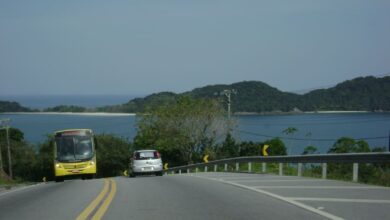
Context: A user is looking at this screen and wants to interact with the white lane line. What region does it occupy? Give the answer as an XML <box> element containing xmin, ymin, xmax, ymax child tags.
<box><xmin>231</xmin><ymin>179</ymin><xmax>326</xmax><ymax>183</ymax></box>
<box><xmin>194</xmin><ymin>175</ymin><xmax>344</xmax><ymax>220</ymax></box>
<box><xmin>208</xmin><ymin>177</ymin><xmax>279</xmax><ymax>180</ymax></box>
<box><xmin>253</xmin><ymin>186</ymin><xmax>386</xmax><ymax>189</ymax></box>
<box><xmin>290</xmin><ymin>197</ymin><xmax>390</xmax><ymax>204</ymax></box>
<box><xmin>0</xmin><ymin>183</ymin><xmax>45</xmax><ymax>198</ymax></box>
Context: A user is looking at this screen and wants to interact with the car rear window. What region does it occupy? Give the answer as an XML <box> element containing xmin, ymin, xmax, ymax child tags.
<box><xmin>135</xmin><ymin>151</ymin><xmax>159</xmax><ymax>160</ymax></box>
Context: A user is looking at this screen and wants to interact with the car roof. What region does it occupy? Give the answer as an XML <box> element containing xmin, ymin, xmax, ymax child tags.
<box><xmin>134</xmin><ymin>150</ymin><xmax>157</xmax><ymax>153</ymax></box>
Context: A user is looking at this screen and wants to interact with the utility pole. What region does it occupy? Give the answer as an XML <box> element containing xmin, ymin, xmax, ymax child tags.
<box><xmin>221</xmin><ymin>89</ymin><xmax>237</xmax><ymax>134</ymax></box>
<box><xmin>222</xmin><ymin>89</ymin><xmax>237</xmax><ymax>120</ymax></box>
<box><xmin>0</xmin><ymin>119</ymin><xmax>12</xmax><ymax>179</ymax></box>
<box><xmin>0</xmin><ymin>122</ymin><xmax>3</xmax><ymax>174</ymax></box>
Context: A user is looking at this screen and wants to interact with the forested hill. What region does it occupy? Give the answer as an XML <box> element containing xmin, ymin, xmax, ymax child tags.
<box><xmin>301</xmin><ymin>76</ymin><xmax>390</xmax><ymax>111</ymax></box>
<box><xmin>0</xmin><ymin>101</ymin><xmax>34</xmax><ymax>113</ymax></box>
<box><xmin>98</xmin><ymin>76</ymin><xmax>390</xmax><ymax>113</ymax></box>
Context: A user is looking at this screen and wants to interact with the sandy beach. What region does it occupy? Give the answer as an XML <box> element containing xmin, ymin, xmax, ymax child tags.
<box><xmin>0</xmin><ymin>112</ymin><xmax>136</xmax><ymax>116</ymax></box>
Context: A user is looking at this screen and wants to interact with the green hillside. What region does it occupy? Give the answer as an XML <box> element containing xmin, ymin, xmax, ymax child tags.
<box><xmin>300</xmin><ymin>76</ymin><xmax>390</xmax><ymax>111</ymax></box>
<box><xmin>96</xmin><ymin>92</ymin><xmax>179</xmax><ymax>113</ymax></box>
<box><xmin>98</xmin><ymin>75</ymin><xmax>390</xmax><ymax>113</ymax></box>
<box><xmin>0</xmin><ymin>101</ymin><xmax>34</xmax><ymax>113</ymax></box>
<box><xmin>2</xmin><ymin>75</ymin><xmax>381</xmax><ymax>114</ymax></box>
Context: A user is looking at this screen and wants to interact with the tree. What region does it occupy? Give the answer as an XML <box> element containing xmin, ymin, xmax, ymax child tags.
<box><xmin>282</xmin><ymin>127</ymin><xmax>298</xmax><ymax>135</ymax></box>
<box><xmin>219</xmin><ymin>133</ymin><xmax>239</xmax><ymax>158</ymax></box>
<box><xmin>134</xmin><ymin>96</ymin><xmax>228</xmax><ymax>165</ymax></box>
<box><xmin>95</xmin><ymin>134</ymin><xmax>133</xmax><ymax>177</ymax></box>
<box><xmin>328</xmin><ymin>137</ymin><xmax>370</xmax><ymax>153</ymax></box>
<box><xmin>327</xmin><ymin>137</ymin><xmax>372</xmax><ymax>182</ymax></box>
<box><xmin>239</xmin><ymin>141</ymin><xmax>260</xmax><ymax>157</ymax></box>
<box><xmin>302</xmin><ymin>146</ymin><xmax>318</xmax><ymax>155</ymax></box>
<box><xmin>263</xmin><ymin>138</ymin><xmax>287</xmax><ymax>156</ymax></box>
<box><xmin>0</xmin><ymin>128</ymin><xmax>38</xmax><ymax>181</ymax></box>
<box><xmin>282</xmin><ymin>127</ymin><xmax>298</xmax><ymax>155</ymax></box>
<box><xmin>35</xmin><ymin>137</ymin><xmax>55</xmax><ymax>181</ymax></box>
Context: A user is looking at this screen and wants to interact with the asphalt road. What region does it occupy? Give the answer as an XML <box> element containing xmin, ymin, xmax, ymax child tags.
<box><xmin>1</xmin><ymin>173</ymin><xmax>389</xmax><ymax>220</ymax></box>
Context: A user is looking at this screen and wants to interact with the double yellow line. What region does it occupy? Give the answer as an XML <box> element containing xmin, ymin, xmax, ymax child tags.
<box><xmin>76</xmin><ymin>179</ymin><xmax>117</xmax><ymax>220</ymax></box>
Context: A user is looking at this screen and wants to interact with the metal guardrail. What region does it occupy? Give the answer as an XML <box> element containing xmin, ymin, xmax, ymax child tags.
<box><xmin>165</xmin><ymin>152</ymin><xmax>390</xmax><ymax>182</ymax></box>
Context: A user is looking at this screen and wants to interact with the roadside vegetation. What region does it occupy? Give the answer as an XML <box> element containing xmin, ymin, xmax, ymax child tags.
<box><xmin>0</xmin><ymin>96</ymin><xmax>389</xmax><ymax>187</ymax></box>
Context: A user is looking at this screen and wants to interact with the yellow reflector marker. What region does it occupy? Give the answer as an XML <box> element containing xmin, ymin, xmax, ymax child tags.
<box><xmin>203</xmin><ymin>154</ymin><xmax>209</xmax><ymax>163</ymax></box>
<box><xmin>262</xmin><ymin>145</ymin><xmax>270</xmax><ymax>156</ymax></box>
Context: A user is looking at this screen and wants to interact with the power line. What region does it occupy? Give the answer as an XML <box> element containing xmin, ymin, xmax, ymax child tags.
<box><xmin>234</xmin><ymin>129</ymin><xmax>388</xmax><ymax>142</ymax></box>
<box><xmin>237</xmin><ymin>118</ymin><xmax>390</xmax><ymax>127</ymax></box>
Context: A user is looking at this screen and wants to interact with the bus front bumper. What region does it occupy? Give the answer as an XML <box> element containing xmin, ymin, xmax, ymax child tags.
<box><xmin>55</xmin><ymin>161</ymin><xmax>96</xmax><ymax>177</ymax></box>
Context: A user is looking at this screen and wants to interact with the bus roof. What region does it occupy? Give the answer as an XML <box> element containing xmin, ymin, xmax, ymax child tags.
<box><xmin>54</xmin><ymin>129</ymin><xmax>94</xmax><ymax>136</ymax></box>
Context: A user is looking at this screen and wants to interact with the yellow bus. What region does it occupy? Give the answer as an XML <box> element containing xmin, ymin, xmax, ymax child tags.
<box><xmin>53</xmin><ymin>129</ymin><xmax>97</xmax><ymax>182</ymax></box>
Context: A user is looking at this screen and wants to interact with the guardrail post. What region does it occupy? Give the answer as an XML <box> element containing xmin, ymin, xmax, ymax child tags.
<box><xmin>179</xmin><ymin>170</ymin><xmax>182</xmax><ymax>175</ymax></box>
<box><xmin>279</xmin><ymin>163</ymin><xmax>283</xmax><ymax>176</ymax></box>
<box><xmin>205</xmin><ymin>166</ymin><xmax>208</xmax><ymax>172</ymax></box>
<box><xmin>322</xmin><ymin>163</ymin><xmax>327</xmax><ymax>179</ymax></box>
<box><xmin>224</xmin><ymin>164</ymin><xmax>227</xmax><ymax>172</ymax></box>
<box><xmin>248</xmin><ymin>162</ymin><xmax>252</xmax><ymax>173</ymax></box>
<box><xmin>262</xmin><ymin>162</ymin><xmax>266</xmax><ymax>173</ymax></box>
<box><xmin>187</xmin><ymin>168</ymin><xmax>190</xmax><ymax>174</ymax></box>
<box><xmin>196</xmin><ymin>168</ymin><xmax>198</xmax><ymax>173</ymax></box>
<box><xmin>297</xmin><ymin>163</ymin><xmax>302</xmax><ymax>177</ymax></box>
<box><xmin>353</xmin><ymin>163</ymin><xmax>359</xmax><ymax>182</ymax></box>
<box><xmin>171</xmin><ymin>171</ymin><xmax>174</xmax><ymax>175</ymax></box>
<box><xmin>236</xmin><ymin>163</ymin><xmax>239</xmax><ymax>172</ymax></box>
<box><xmin>214</xmin><ymin>164</ymin><xmax>217</xmax><ymax>172</ymax></box>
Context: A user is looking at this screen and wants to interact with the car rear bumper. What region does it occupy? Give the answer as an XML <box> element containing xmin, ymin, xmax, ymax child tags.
<box><xmin>131</xmin><ymin>165</ymin><xmax>163</xmax><ymax>173</ymax></box>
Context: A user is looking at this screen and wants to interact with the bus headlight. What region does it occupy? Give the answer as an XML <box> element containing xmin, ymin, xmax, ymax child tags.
<box><xmin>89</xmin><ymin>161</ymin><xmax>95</xmax><ymax>165</ymax></box>
<box><xmin>55</xmin><ymin>163</ymin><xmax>62</xmax><ymax>168</ymax></box>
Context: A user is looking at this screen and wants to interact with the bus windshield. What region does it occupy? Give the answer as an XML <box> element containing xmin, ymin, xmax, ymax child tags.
<box><xmin>56</xmin><ymin>135</ymin><xmax>94</xmax><ymax>162</ymax></box>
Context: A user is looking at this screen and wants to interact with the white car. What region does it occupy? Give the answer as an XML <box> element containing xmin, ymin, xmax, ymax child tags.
<box><xmin>129</xmin><ymin>150</ymin><xmax>163</xmax><ymax>177</ymax></box>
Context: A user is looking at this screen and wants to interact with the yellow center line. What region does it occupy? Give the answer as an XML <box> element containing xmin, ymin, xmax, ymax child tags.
<box><xmin>76</xmin><ymin>179</ymin><xmax>116</xmax><ymax>220</ymax></box>
<box><xmin>92</xmin><ymin>179</ymin><xmax>117</xmax><ymax>220</ymax></box>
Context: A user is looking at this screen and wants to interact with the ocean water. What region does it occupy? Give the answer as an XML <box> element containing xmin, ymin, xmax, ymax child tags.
<box><xmin>0</xmin><ymin>95</ymin><xmax>143</xmax><ymax>110</ymax></box>
<box><xmin>236</xmin><ymin>113</ymin><xmax>390</xmax><ymax>154</ymax></box>
<box><xmin>1</xmin><ymin>112</ymin><xmax>389</xmax><ymax>155</ymax></box>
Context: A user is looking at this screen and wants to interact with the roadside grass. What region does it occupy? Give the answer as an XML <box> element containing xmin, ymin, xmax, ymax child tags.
<box><xmin>0</xmin><ymin>176</ymin><xmax>15</xmax><ymax>189</ymax></box>
<box><xmin>0</xmin><ymin>175</ymin><xmax>28</xmax><ymax>190</ymax></box>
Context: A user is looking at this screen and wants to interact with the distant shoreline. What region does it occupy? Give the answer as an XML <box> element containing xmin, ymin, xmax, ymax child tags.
<box><xmin>2</xmin><ymin>110</ymin><xmax>387</xmax><ymax>117</ymax></box>
<box><xmin>304</xmin><ymin>111</ymin><xmax>370</xmax><ymax>114</ymax></box>
<box><xmin>0</xmin><ymin>112</ymin><xmax>136</xmax><ymax>116</ymax></box>
<box><xmin>234</xmin><ymin>110</ymin><xmax>373</xmax><ymax>116</ymax></box>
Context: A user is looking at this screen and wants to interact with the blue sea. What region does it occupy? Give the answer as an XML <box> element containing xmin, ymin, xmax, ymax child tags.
<box><xmin>0</xmin><ymin>95</ymin><xmax>389</xmax><ymax>154</ymax></box>
<box><xmin>1</xmin><ymin>112</ymin><xmax>389</xmax><ymax>155</ymax></box>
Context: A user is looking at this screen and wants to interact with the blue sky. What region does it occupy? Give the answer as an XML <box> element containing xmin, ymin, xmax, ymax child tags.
<box><xmin>1</xmin><ymin>0</ymin><xmax>389</xmax><ymax>95</ymax></box>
